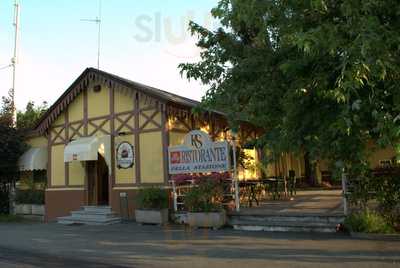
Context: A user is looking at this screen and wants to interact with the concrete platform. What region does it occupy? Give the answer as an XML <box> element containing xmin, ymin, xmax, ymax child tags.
<box><xmin>228</xmin><ymin>190</ymin><xmax>344</xmax><ymax>232</ymax></box>
<box><xmin>232</xmin><ymin>190</ymin><xmax>344</xmax><ymax>216</ymax></box>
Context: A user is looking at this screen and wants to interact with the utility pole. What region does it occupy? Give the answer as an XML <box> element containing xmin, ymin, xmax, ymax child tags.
<box><xmin>81</xmin><ymin>0</ymin><xmax>102</xmax><ymax>69</ymax></box>
<box><xmin>9</xmin><ymin>0</ymin><xmax>20</xmax><ymax>216</ymax></box>
<box><xmin>11</xmin><ymin>0</ymin><xmax>20</xmax><ymax>126</ymax></box>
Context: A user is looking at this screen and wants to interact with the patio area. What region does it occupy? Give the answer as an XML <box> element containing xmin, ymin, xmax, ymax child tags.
<box><xmin>235</xmin><ymin>189</ymin><xmax>344</xmax><ymax>216</ymax></box>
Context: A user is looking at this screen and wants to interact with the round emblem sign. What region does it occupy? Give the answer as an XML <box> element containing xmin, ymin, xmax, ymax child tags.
<box><xmin>116</xmin><ymin>142</ymin><xmax>134</xmax><ymax>169</ymax></box>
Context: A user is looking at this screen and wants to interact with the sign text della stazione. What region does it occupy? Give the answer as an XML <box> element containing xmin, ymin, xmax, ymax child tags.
<box><xmin>168</xmin><ymin>130</ymin><xmax>230</xmax><ymax>174</ymax></box>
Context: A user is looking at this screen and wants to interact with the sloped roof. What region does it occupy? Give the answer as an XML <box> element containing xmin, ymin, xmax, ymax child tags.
<box><xmin>100</xmin><ymin>69</ymin><xmax>201</xmax><ymax>108</ymax></box>
<box><xmin>34</xmin><ymin>68</ymin><xmax>222</xmax><ymax>133</ymax></box>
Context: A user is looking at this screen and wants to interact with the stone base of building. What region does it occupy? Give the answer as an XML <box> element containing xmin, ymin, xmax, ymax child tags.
<box><xmin>45</xmin><ymin>188</ymin><xmax>149</xmax><ymax>222</ymax></box>
<box><xmin>45</xmin><ymin>188</ymin><xmax>86</xmax><ymax>222</ymax></box>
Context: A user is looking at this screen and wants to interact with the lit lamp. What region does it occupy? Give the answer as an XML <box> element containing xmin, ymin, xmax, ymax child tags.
<box><xmin>167</xmin><ymin>117</ymin><xmax>175</xmax><ymax>130</ymax></box>
<box><xmin>200</xmin><ymin>124</ymin><xmax>210</xmax><ymax>134</ymax></box>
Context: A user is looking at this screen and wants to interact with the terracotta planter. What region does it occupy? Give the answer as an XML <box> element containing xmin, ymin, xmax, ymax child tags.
<box><xmin>135</xmin><ymin>209</ymin><xmax>169</xmax><ymax>225</ymax></box>
<box><xmin>187</xmin><ymin>211</ymin><xmax>226</xmax><ymax>229</ymax></box>
<box><xmin>31</xmin><ymin>205</ymin><xmax>45</xmax><ymax>216</ymax></box>
<box><xmin>15</xmin><ymin>204</ymin><xmax>32</xmax><ymax>215</ymax></box>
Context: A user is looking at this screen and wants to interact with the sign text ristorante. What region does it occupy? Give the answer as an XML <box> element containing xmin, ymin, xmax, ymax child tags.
<box><xmin>168</xmin><ymin>130</ymin><xmax>230</xmax><ymax>174</ymax></box>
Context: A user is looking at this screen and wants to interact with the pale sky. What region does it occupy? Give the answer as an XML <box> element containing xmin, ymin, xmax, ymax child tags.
<box><xmin>0</xmin><ymin>0</ymin><xmax>218</xmax><ymax>111</ymax></box>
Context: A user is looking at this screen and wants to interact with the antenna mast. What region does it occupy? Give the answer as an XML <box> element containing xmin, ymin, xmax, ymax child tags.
<box><xmin>81</xmin><ymin>0</ymin><xmax>102</xmax><ymax>69</ymax></box>
<box><xmin>11</xmin><ymin>0</ymin><xmax>20</xmax><ymax>126</ymax></box>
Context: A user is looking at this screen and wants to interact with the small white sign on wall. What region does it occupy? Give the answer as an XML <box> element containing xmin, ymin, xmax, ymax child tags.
<box><xmin>168</xmin><ymin>130</ymin><xmax>230</xmax><ymax>174</ymax></box>
<box><xmin>116</xmin><ymin>142</ymin><xmax>134</xmax><ymax>169</ymax></box>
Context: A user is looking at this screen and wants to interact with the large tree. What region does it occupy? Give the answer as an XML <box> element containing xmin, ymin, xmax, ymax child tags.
<box><xmin>0</xmin><ymin>93</ymin><xmax>27</xmax><ymax>213</ymax></box>
<box><xmin>0</xmin><ymin>90</ymin><xmax>14</xmax><ymax>128</ymax></box>
<box><xmin>17</xmin><ymin>101</ymin><xmax>48</xmax><ymax>130</ymax></box>
<box><xmin>180</xmin><ymin>0</ymin><xmax>400</xmax><ymax>175</ymax></box>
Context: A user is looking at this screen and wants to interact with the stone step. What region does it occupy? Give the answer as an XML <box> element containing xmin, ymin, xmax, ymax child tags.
<box><xmin>83</xmin><ymin>206</ymin><xmax>113</xmax><ymax>213</ymax></box>
<box><xmin>229</xmin><ymin>219</ymin><xmax>337</xmax><ymax>228</ymax></box>
<box><xmin>58</xmin><ymin>216</ymin><xmax>121</xmax><ymax>226</ymax></box>
<box><xmin>229</xmin><ymin>214</ymin><xmax>345</xmax><ymax>224</ymax></box>
<box><xmin>71</xmin><ymin>210</ymin><xmax>117</xmax><ymax>217</ymax></box>
<box><xmin>228</xmin><ymin>214</ymin><xmax>344</xmax><ymax>233</ymax></box>
<box><xmin>232</xmin><ymin>224</ymin><xmax>337</xmax><ymax>233</ymax></box>
<box><xmin>70</xmin><ymin>212</ymin><xmax>118</xmax><ymax>221</ymax></box>
<box><xmin>57</xmin><ymin>206</ymin><xmax>121</xmax><ymax>225</ymax></box>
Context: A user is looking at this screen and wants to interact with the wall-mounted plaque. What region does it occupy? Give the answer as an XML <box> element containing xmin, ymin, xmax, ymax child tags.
<box><xmin>116</xmin><ymin>142</ymin><xmax>134</xmax><ymax>169</ymax></box>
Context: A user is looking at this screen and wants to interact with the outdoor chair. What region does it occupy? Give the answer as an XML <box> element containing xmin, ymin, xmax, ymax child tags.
<box><xmin>288</xmin><ymin>170</ymin><xmax>297</xmax><ymax>197</ymax></box>
<box><xmin>271</xmin><ymin>176</ymin><xmax>285</xmax><ymax>200</ymax></box>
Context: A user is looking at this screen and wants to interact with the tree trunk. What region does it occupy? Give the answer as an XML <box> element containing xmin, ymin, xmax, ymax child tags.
<box><xmin>304</xmin><ymin>152</ymin><xmax>315</xmax><ymax>186</ymax></box>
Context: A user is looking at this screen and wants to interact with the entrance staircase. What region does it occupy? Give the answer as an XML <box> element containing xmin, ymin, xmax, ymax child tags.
<box><xmin>228</xmin><ymin>213</ymin><xmax>345</xmax><ymax>233</ymax></box>
<box><xmin>57</xmin><ymin>206</ymin><xmax>121</xmax><ymax>225</ymax></box>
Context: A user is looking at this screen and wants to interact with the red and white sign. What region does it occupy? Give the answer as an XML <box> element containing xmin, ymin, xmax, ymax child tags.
<box><xmin>168</xmin><ymin>130</ymin><xmax>230</xmax><ymax>174</ymax></box>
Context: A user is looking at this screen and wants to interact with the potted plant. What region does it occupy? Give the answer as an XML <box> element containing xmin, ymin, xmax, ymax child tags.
<box><xmin>135</xmin><ymin>187</ymin><xmax>169</xmax><ymax>225</ymax></box>
<box><xmin>14</xmin><ymin>190</ymin><xmax>32</xmax><ymax>215</ymax></box>
<box><xmin>31</xmin><ymin>190</ymin><xmax>45</xmax><ymax>216</ymax></box>
<box><xmin>184</xmin><ymin>177</ymin><xmax>226</xmax><ymax>229</ymax></box>
<box><xmin>14</xmin><ymin>190</ymin><xmax>45</xmax><ymax>216</ymax></box>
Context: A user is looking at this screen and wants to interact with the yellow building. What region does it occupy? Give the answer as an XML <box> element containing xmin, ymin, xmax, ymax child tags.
<box><xmin>18</xmin><ymin>68</ymin><xmax>398</xmax><ymax>221</ymax></box>
<box><xmin>19</xmin><ymin>68</ymin><xmax>260</xmax><ymax>221</ymax></box>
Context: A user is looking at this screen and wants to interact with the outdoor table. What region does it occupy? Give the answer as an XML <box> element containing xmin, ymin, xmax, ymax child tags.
<box><xmin>239</xmin><ymin>180</ymin><xmax>260</xmax><ymax>207</ymax></box>
<box><xmin>262</xmin><ymin>177</ymin><xmax>285</xmax><ymax>200</ymax></box>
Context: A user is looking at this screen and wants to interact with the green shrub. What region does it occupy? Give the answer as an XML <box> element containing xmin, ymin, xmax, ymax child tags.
<box><xmin>184</xmin><ymin>178</ymin><xmax>224</xmax><ymax>213</ymax></box>
<box><xmin>372</xmin><ymin>168</ymin><xmax>400</xmax><ymax>224</ymax></box>
<box><xmin>0</xmin><ymin>214</ymin><xmax>24</xmax><ymax>222</ymax></box>
<box><xmin>344</xmin><ymin>210</ymin><xmax>395</xmax><ymax>234</ymax></box>
<box><xmin>30</xmin><ymin>190</ymin><xmax>45</xmax><ymax>204</ymax></box>
<box><xmin>136</xmin><ymin>187</ymin><xmax>168</xmax><ymax>210</ymax></box>
<box><xmin>15</xmin><ymin>190</ymin><xmax>45</xmax><ymax>205</ymax></box>
<box><xmin>347</xmin><ymin>167</ymin><xmax>400</xmax><ymax>227</ymax></box>
<box><xmin>0</xmin><ymin>191</ymin><xmax>9</xmax><ymax>214</ymax></box>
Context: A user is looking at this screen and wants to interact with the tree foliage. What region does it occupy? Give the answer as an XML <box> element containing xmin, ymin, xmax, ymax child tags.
<box><xmin>0</xmin><ymin>94</ymin><xmax>29</xmax><ymax>213</ymax></box>
<box><xmin>0</xmin><ymin>90</ymin><xmax>14</xmax><ymax>128</ymax></box>
<box><xmin>17</xmin><ymin>101</ymin><xmax>48</xmax><ymax>130</ymax></box>
<box><xmin>180</xmin><ymin>0</ymin><xmax>400</xmax><ymax>173</ymax></box>
<box><xmin>0</xmin><ymin>123</ymin><xmax>26</xmax><ymax>214</ymax></box>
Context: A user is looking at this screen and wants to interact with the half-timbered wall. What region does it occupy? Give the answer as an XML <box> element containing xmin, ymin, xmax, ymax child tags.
<box><xmin>50</xmin><ymin>145</ymin><xmax>65</xmax><ymax>186</ymax></box>
<box><xmin>138</xmin><ymin>97</ymin><xmax>164</xmax><ymax>183</ymax></box>
<box><xmin>46</xmin><ymin>75</ymin><xmax>167</xmax><ymax>190</ymax></box>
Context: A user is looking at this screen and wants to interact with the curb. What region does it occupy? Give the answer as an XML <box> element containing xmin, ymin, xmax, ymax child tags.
<box><xmin>350</xmin><ymin>232</ymin><xmax>400</xmax><ymax>241</ymax></box>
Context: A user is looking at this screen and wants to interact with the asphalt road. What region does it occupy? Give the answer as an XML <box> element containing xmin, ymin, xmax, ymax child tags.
<box><xmin>0</xmin><ymin>222</ymin><xmax>399</xmax><ymax>268</ymax></box>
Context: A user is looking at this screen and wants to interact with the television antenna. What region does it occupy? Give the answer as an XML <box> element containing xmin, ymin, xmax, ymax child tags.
<box><xmin>81</xmin><ymin>0</ymin><xmax>102</xmax><ymax>69</ymax></box>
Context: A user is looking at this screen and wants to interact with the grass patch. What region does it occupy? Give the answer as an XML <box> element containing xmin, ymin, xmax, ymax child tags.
<box><xmin>0</xmin><ymin>214</ymin><xmax>25</xmax><ymax>223</ymax></box>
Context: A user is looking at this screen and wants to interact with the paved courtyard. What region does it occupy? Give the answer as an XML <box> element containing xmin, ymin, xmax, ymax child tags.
<box><xmin>238</xmin><ymin>190</ymin><xmax>344</xmax><ymax>216</ymax></box>
<box><xmin>0</xmin><ymin>222</ymin><xmax>399</xmax><ymax>268</ymax></box>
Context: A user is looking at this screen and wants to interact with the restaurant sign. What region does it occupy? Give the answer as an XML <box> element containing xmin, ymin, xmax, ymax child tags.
<box><xmin>168</xmin><ymin>130</ymin><xmax>230</xmax><ymax>174</ymax></box>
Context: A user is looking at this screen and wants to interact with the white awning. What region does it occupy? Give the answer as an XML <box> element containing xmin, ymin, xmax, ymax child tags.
<box><xmin>18</xmin><ymin>147</ymin><xmax>48</xmax><ymax>171</ymax></box>
<box><xmin>64</xmin><ymin>137</ymin><xmax>100</xmax><ymax>162</ymax></box>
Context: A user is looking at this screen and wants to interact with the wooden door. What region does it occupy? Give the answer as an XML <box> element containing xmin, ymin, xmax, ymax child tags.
<box><xmin>86</xmin><ymin>161</ymin><xmax>98</xmax><ymax>205</ymax></box>
<box><xmin>96</xmin><ymin>155</ymin><xmax>109</xmax><ymax>205</ymax></box>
